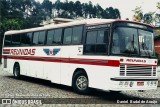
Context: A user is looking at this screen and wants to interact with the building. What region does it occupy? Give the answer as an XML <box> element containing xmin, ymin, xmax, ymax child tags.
<box><xmin>154</xmin><ymin>27</ymin><xmax>160</xmax><ymax>55</ymax></box>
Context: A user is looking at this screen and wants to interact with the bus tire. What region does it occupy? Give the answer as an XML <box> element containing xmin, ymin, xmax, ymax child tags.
<box><xmin>13</xmin><ymin>63</ymin><xmax>20</xmax><ymax>79</ymax></box>
<box><xmin>72</xmin><ymin>71</ymin><xmax>89</xmax><ymax>94</ymax></box>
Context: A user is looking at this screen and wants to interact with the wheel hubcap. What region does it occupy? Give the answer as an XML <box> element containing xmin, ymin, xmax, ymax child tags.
<box><xmin>76</xmin><ymin>76</ymin><xmax>88</xmax><ymax>90</ymax></box>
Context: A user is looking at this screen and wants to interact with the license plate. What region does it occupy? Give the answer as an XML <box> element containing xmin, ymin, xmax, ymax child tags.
<box><xmin>137</xmin><ymin>82</ymin><xmax>144</xmax><ymax>86</ymax></box>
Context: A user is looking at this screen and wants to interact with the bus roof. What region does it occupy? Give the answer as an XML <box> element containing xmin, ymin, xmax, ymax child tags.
<box><xmin>4</xmin><ymin>19</ymin><xmax>153</xmax><ymax>35</ymax></box>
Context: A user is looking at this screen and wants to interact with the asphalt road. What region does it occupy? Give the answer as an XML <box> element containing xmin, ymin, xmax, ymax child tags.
<box><xmin>0</xmin><ymin>65</ymin><xmax>160</xmax><ymax>107</ymax></box>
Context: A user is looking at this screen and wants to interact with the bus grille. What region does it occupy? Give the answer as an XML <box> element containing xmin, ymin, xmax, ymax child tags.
<box><xmin>153</xmin><ymin>66</ymin><xmax>156</xmax><ymax>76</ymax></box>
<box><xmin>120</xmin><ymin>65</ymin><xmax>156</xmax><ymax>76</ymax></box>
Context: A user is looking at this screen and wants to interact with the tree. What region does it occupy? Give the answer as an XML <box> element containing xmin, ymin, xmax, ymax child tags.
<box><xmin>114</xmin><ymin>8</ymin><xmax>121</xmax><ymax>19</ymax></box>
<box><xmin>75</xmin><ymin>1</ymin><xmax>83</xmax><ymax>18</ymax></box>
<box><xmin>82</xmin><ymin>3</ymin><xmax>89</xmax><ymax>18</ymax></box>
<box><xmin>42</xmin><ymin>0</ymin><xmax>53</xmax><ymax>19</ymax></box>
<box><xmin>52</xmin><ymin>0</ymin><xmax>121</xmax><ymax>19</ymax></box>
<box><xmin>1</xmin><ymin>18</ymin><xmax>23</xmax><ymax>31</ymax></box>
<box><xmin>55</xmin><ymin>0</ymin><xmax>62</xmax><ymax>17</ymax></box>
<box><xmin>132</xmin><ymin>2</ymin><xmax>160</xmax><ymax>25</ymax></box>
<box><xmin>132</xmin><ymin>6</ymin><xmax>143</xmax><ymax>22</ymax></box>
<box><xmin>96</xmin><ymin>4</ymin><xmax>103</xmax><ymax>18</ymax></box>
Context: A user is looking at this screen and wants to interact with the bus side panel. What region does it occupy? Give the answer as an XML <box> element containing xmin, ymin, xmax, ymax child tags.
<box><xmin>60</xmin><ymin>59</ymin><xmax>119</xmax><ymax>90</ymax></box>
<box><xmin>86</xmin><ymin>66</ymin><xmax>119</xmax><ymax>90</ymax></box>
<box><xmin>45</xmin><ymin>62</ymin><xmax>61</xmax><ymax>82</ymax></box>
<box><xmin>23</xmin><ymin>47</ymin><xmax>46</xmax><ymax>79</ymax></box>
<box><xmin>1</xmin><ymin>58</ymin><xmax>6</xmax><ymax>71</ymax></box>
<box><xmin>43</xmin><ymin>46</ymin><xmax>61</xmax><ymax>83</ymax></box>
<box><xmin>4</xmin><ymin>59</ymin><xmax>15</xmax><ymax>74</ymax></box>
<box><xmin>60</xmin><ymin>45</ymin><xmax>121</xmax><ymax>90</ymax></box>
<box><xmin>60</xmin><ymin>45</ymin><xmax>83</xmax><ymax>86</ymax></box>
<box><xmin>60</xmin><ymin>59</ymin><xmax>120</xmax><ymax>90</ymax></box>
<box><xmin>27</xmin><ymin>61</ymin><xmax>41</xmax><ymax>78</ymax></box>
<box><xmin>2</xmin><ymin>56</ymin><xmax>25</xmax><ymax>76</ymax></box>
<box><xmin>1</xmin><ymin>51</ymin><xmax>9</xmax><ymax>73</ymax></box>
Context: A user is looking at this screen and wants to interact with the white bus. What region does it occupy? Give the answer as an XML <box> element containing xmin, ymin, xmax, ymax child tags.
<box><xmin>1</xmin><ymin>19</ymin><xmax>158</xmax><ymax>94</ymax></box>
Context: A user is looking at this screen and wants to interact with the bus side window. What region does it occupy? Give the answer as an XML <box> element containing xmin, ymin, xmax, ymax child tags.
<box><xmin>12</xmin><ymin>34</ymin><xmax>21</xmax><ymax>46</ymax></box>
<box><xmin>38</xmin><ymin>31</ymin><xmax>46</xmax><ymax>45</ymax></box>
<box><xmin>63</xmin><ymin>28</ymin><xmax>72</xmax><ymax>45</ymax></box>
<box><xmin>72</xmin><ymin>26</ymin><xmax>83</xmax><ymax>44</ymax></box>
<box><xmin>21</xmin><ymin>33</ymin><xmax>26</xmax><ymax>46</ymax></box>
<box><xmin>32</xmin><ymin>32</ymin><xmax>39</xmax><ymax>45</ymax></box>
<box><xmin>26</xmin><ymin>33</ymin><xmax>32</xmax><ymax>45</ymax></box>
<box><xmin>46</xmin><ymin>30</ymin><xmax>54</xmax><ymax>45</ymax></box>
<box><xmin>4</xmin><ymin>35</ymin><xmax>12</xmax><ymax>47</ymax></box>
<box><xmin>21</xmin><ymin>33</ymin><xmax>32</xmax><ymax>46</ymax></box>
<box><xmin>84</xmin><ymin>31</ymin><xmax>97</xmax><ymax>53</ymax></box>
<box><xmin>54</xmin><ymin>29</ymin><xmax>62</xmax><ymax>44</ymax></box>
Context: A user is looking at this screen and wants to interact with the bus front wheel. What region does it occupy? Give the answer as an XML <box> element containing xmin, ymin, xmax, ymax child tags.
<box><xmin>13</xmin><ymin>63</ymin><xmax>20</xmax><ymax>79</ymax></box>
<box><xmin>72</xmin><ymin>71</ymin><xmax>89</xmax><ymax>94</ymax></box>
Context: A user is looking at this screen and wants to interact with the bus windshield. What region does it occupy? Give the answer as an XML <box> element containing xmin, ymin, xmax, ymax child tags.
<box><xmin>111</xmin><ymin>27</ymin><xmax>154</xmax><ymax>57</ymax></box>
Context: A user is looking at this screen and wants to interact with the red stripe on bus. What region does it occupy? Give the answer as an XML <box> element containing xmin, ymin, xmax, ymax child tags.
<box><xmin>3</xmin><ymin>49</ymin><xmax>10</xmax><ymax>52</ymax></box>
<box><xmin>2</xmin><ymin>55</ymin><xmax>120</xmax><ymax>67</ymax></box>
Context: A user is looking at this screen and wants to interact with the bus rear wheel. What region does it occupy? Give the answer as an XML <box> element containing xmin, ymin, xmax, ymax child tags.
<box><xmin>13</xmin><ymin>64</ymin><xmax>20</xmax><ymax>79</ymax></box>
<box><xmin>72</xmin><ymin>71</ymin><xmax>89</xmax><ymax>94</ymax></box>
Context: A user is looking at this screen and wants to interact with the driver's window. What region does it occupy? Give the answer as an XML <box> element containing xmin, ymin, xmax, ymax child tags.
<box><xmin>84</xmin><ymin>30</ymin><xmax>109</xmax><ymax>54</ymax></box>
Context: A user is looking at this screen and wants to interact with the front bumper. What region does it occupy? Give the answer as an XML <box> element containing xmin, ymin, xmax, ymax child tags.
<box><xmin>109</xmin><ymin>77</ymin><xmax>158</xmax><ymax>91</ymax></box>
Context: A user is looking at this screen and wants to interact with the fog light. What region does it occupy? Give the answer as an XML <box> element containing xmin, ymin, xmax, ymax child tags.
<box><xmin>129</xmin><ymin>81</ymin><xmax>134</xmax><ymax>87</ymax></box>
<box><xmin>154</xmin><ymin>81</ymin><xmax>157</xmax><ymax>86</ymax></box>
<box><xmin>124</xmin><ymin>81</ymin><xmax>128</xmax><ymax>87</ymax></box>
<box><xmin>119</xmin><ymin>81</ymin><xmax>123</xmax><ymax>87</ymax></box>
<box><xmin>150</xmin><ymin>81</ymin><xmax>153</xmax><ymax>86</ymax></box>
<box><xmin>147</xmin><ymin>81</ymin><xmax>150</xmax><ymax>86</ymax></box>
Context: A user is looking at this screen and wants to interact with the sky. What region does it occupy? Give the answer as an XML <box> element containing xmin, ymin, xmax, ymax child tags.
<box><xmin>36</xmin><ymin>0</ymin><xmax>160</xmax><ymax>20</ymax></box>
